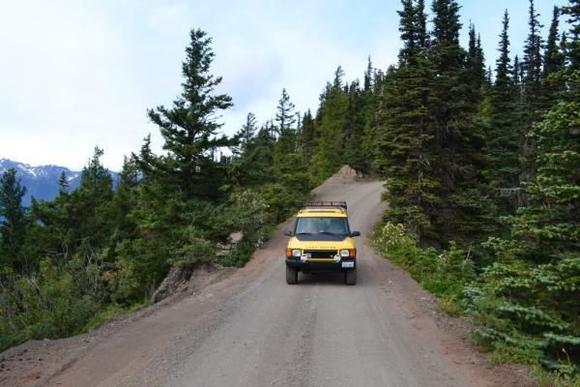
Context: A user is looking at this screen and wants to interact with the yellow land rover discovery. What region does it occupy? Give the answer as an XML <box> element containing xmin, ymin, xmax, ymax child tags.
<box><xmin>284</xmin><ymin>201</ymin><xmax>360</xmax><ymax>285</ymax></box>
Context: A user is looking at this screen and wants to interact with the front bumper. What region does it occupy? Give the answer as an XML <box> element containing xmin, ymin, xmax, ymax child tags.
<box><xmin>285</xmin><ymin>258</ymin><xmax>356</xmax><ymax>272</ymax></box>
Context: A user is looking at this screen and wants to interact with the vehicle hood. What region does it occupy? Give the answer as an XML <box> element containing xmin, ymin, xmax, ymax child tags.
<box><xmin>287</xmin><ymin>237</ymin><xmax>355</xmax><ymax>250</ymax></box>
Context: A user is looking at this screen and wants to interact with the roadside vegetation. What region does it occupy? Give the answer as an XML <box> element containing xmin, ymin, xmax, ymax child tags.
<box><xmin>370</xmin><ymin>0</ymin><xmax>580</xmax><ymax>382</ymax></box>
<box><xmin>0</xmin><ymin>0</ymin><xmax>578</xmax><ymax>382</ymax></box>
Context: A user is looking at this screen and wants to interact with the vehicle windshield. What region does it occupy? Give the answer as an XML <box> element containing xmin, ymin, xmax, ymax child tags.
<box><xmin>295</xmin><ymin>217</ymin><xmax>349</xmax><ymax>236</ymax></box>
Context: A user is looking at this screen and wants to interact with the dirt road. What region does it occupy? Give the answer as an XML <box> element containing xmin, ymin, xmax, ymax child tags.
<box><xmin>1</xmin><ymin>173</ymin><xmax>532</xmax><ymax>387</ymax></box>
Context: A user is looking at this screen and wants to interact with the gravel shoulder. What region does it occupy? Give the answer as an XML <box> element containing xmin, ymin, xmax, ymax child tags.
<box><xmin>0</xmin><ymin>170</ymin><xmax>534</xmax><ymax>387</ymax></box>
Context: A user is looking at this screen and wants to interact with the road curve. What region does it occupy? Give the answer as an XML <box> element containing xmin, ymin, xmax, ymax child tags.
<box><xmin>37</xmin><ymin>177</ymin><xmax>529</xmax><ymax>387</ymax></box>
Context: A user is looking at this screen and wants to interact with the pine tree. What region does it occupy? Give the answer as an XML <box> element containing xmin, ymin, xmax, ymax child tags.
<box><xmin>485</xmin><ymin>10</ymin><xmax>523</xmax><ymax>213</ymax></box>
<box><xmin>237</xmin><ymin>112</ymin><xmax>257</xmax><ymax>154</ymax></box>
<box><xmin>544</xmin><ymin>6</ymin><xmax>563</xmax><ymax>77</ymax></box>
<box><xmin>520</xmin><ymin>0</ymin><xmax>545</xmax><ymax>187</ymax></box>
<box><xmin>58</xmin><ymin>171</ymin><xmax>69</xmax><ymax>194</ymax></box>
<box><xmin>467</xmin><ymin>24</ymin><xmax>486</xmax><ymax>94</ymax></box>
<box><xmin>273</xmin><ymin>89</ymin><xmax>300</xmax><ymax>177</ymax></box>
<box><xmin>0</xmin><ymin>168</ymin><xmax>27</xmax><ymax>272</ymax></box>
<box><xmin>299</xmin><ymin>110</ymin><xmax>316</xmax><ymax>162</ymax></box>
<box><xmin>310</xmin><ymin>66</ymin><xmax>348</xmax><ymax>183</ymax></box>
<box><xmin>522</xmin><ymin>0</ymin><xmax>545</xmax><ymax>114</ymax></box>
<box><xmin>513</xmin><ymin>55</ymin><xmax>522</xmax><ymax>90</ymax></box>
<box><xmin>80</xmin><ymin>147</ymin><xmax>113</xmax><ymax>197</ymax></box>
<box><xmin>141</xmin><ymin>28</ymin><xmax>233</xmax><ymax>200</ymax></box>
<box><xmin>562</xmin><ymin>0</ymin><xmax>580</xmax><ymax>70</ymax></box>
<box><xmin>275</xmin><ymin>88</ymin><xmax>297</xmax><ymax>137</ymax></box>
<box><xmin>416</xmin><ymin>0</ymin><xmax>428</xmax><ymax>48</ymax></box>
<box><xmin>364</xmin><ymin>56</ymin><xmax>373</xmax><ymax>92</ymax></box>
<box><xmin>398</xmin><ymin>0</ymin><xmax>419</xmax><ymax>62</ymax></box>
<box><xmin>343</xmin><ymin>80</ymin><xmax>368</xmax><ymax>173</ymax></box>
<box><xmin>375</xmin><ymin>0</ymin><xmax>440</xmax><ymax>240</ymax></box>
<box><xmin>429</xmin><ymin>0</ymin><xmax>488</xmax><ymax>243</ymax></box>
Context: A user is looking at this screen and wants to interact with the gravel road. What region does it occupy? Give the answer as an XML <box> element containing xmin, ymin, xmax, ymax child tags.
<box><xmin>1</xmin><ymin>173</ymin><xmax>533</xmax><ymax>387</ymax></box>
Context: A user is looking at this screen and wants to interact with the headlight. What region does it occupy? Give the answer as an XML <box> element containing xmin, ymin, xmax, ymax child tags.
<box><xmin>292</xmin><ymin>249</ymin><xmax>301</xmax><ymax>257</ymax></box>
<box><xmin>340</xmin><ymin>249</ymin><xmax>350</xmax><ymax>257</ymax></box>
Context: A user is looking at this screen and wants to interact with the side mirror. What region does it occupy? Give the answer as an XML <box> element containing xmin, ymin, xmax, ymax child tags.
<box><xmin>284</xmin><ymin>230</ymin><xmax>294</xmax><ymax>237</ymax></box>
<box><xmin>350</xmin><ymin>231</ymin><xmax>361</xmax><ymax>237</ymax></box>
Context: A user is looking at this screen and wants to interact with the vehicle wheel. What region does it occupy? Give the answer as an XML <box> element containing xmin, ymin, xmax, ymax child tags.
<box><xmin>345</xmin><ymin>269</ymin><xmax>357</xmax><ymax>285</ymax></box>
<box><xmin>286</xmin><ymin>266</ymin><xmax>298</xmax><ymax>284</ymax></box>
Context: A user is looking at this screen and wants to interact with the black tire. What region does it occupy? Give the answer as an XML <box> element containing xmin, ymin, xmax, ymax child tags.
<box><xmin>345</xmin><ymin>269</ymin><xmax>357</xmax><ymax>285</ymax></box>
<box><xmin>286</xmin><ymin>266</ymin><xmax>298</xmax><ymax>284</ymax></box>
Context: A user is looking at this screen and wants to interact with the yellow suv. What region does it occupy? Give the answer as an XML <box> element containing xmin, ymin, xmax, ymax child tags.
<box><xmin>284</xmin><ymin>202</ymin><xmax>360</xmax><ymax>285</ymax></box>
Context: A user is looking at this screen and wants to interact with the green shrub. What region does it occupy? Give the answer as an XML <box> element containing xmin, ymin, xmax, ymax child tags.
<box><xmin>372</xmin><ymin>222</ymin><xmax>474</xmax><ymax>307</ymax></box>
<box><xmin>464</xmin><ymin>255</ymin><xmax>580</xmax><ymax>373</ymax></box>
<box><xmin>0</xmin><ymin>260</ymin><xmax>101</xmax><ymax>351</ymax></box>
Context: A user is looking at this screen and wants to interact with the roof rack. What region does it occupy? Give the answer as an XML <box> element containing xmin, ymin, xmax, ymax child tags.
<box><xmin>302</xmin><ymin>201</ymin><xmax>347</xmax><ymax>210</ymax></box>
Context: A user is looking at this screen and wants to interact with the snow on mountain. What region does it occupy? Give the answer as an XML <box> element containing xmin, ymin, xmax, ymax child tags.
<box><xmin>0</xmin><ymin>158</ymin><xmax>115</xmax><ymax>206</ymax></box>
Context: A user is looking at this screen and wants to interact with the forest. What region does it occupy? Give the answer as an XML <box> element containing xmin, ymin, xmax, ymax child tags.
<box><xmin>0</xmin><ymin>0</ymin><xmax>578</xmax><ymax>380</ymax></box>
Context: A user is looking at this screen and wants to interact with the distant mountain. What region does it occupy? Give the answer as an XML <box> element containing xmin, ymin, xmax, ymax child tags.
<box><xmin>0</xmin><ymin>158</ymin><xmax>116</xmax><ymax>206</ymax></box>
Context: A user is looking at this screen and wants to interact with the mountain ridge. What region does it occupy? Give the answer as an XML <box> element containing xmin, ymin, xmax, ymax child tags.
<box><xmin>0</xmin><ymin>158</ymin><xmax>117</xmax><ymax>206</ymax></box>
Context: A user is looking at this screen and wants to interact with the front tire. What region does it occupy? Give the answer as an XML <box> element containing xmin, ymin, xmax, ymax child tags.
<box><xmin>345</xmin><ymin>269</ymin><xmax>357</xmax><ymax>285</ymax></box>
<box><xmin>286</xmin><ymin>266</ymin><xmax>298</xmax><ymax>284</ymax></box>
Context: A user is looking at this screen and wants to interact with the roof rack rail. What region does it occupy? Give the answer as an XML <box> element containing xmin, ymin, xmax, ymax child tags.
<box><xmin>302</xmin><ymin>201</ymin><xmax>347</xmax><ymax>210</ymax></box>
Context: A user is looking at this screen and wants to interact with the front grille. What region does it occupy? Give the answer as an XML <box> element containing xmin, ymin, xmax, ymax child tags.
<box><xmin>305</xmin><ymin>250</ymin><xmax>337</xmax><ymax>259</ymax></box>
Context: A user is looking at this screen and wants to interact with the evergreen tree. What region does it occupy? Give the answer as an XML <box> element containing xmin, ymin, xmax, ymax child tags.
<box><xmin>399</xmin><ymin>0</ymin><xmax>419</xmax><ymax>61</ymax></box>
<box><xmin>299</xmin><ymin>110</ymin><xmax>316</xmax><ymax>162</ymax></box>
<box><xmin>523</xmin><ymin>0</ymin><xmax>545</xmax><ymax>99</ymax></box>
<box><xmin>467</xmin><ymin>24</ymin><xmax>486</xmax><ymax>94</ymax></box>
<box><xmin>544</xmin><ymin>6</ymin><xmax>563</xmax><ymax>78</ymax></box>
<box><xmin>275</xmin><ymin>88</ymin><xmax>297</xmax><ymax>137</ymax></box>
<box><xmin>543</xmin><ymin>6</ymin><xmax>566</xmax><ymax>107</ymax></box>
<box><xmin>520</xmin><ymin>0</ymin><xmax>545</xmax><ymax>187</ymax></box>
<box><xmin>363</xmin><ymin>57</ymin><xmax>373</xmax><ymax>92</ymax></box>
<box><xmin>272</xmin><ymin>89</ymin><xmax>301</xmax><ymax>181</ymax></box>
<box><xmin>236</xmin><ymin>112</ymin><xmax>258</xmax><ymax>154</ymax></box>
<box><xmin>562</xmin><ymin>0</ymin><xmax>580</xmax><ymax>69</ymax></box>
<box><xmin>485</xmin><ymin>10</ymin><xmax>523</xmax><ymax>213</ymax></box>
<box><xmin>58</xmin><ymin>171</ymin><xmax>69</xmax><ymax>194</ymax></box>
<box><xmin>375</xmin><ymin>0</ymin><xmax>440</xmax><ymax>240</ymax></box>
<box><xmin>513</xmin><ymin>55</ymin><xmax>522</xmax><ymax>90</ymax></box>
<box><xmin>429</xmin><ymin>0</ymin><xmax>488</xmax><ymax>243</ymax></box>
<box><xmin>343</xmin><ymin>81</ymin><xmax>368</xmax><ymax>173</ymax></box>
<box><xmin>80</xmin><ymin>147</ymin><xmax>113</xmax><ymax>197</ymax></box>
<box><xmin>0</xmin><ymin>169</ymin><xmax>27</xmax><ymax>272</ymax></box>
<box><xmin>141</xmin><ymin>28</ymin><xmax>233</xmax><ymax>200</ymax></box>
<box><xmin>416</xmin><ymin>0</ymin><xmax>428</xmax><ymax>48</ymax></box>
<box><xmin>310</xmin><ymin>67</ymin><xmax>348</xmax><ymax>183</ymax></box>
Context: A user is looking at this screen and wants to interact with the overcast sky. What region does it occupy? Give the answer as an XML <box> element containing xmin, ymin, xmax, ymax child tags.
<box><xmin>0</xmin><ymin>0</ymin><xmax>568</xmax><ymax>170</ymax></box>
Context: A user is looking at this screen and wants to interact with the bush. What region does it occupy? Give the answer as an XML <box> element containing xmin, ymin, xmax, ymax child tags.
<box><xmin>0</xmin><ymin>260</ymin><xmax>101</xmax><ymax>351</ymax></box>
<box><xmin>371</xmin><ymin>222</ymin><xmax>474</xmax><ymax>306</ymax></box>
<box><xmin>464</xmin><ymin>256</ymin><xmax>580</xmax><ymax>373</ymax></box>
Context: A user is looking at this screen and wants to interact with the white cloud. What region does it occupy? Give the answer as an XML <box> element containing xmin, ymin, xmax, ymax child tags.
<box><xmin>1</xmin><ymin>0</ymin><xmax>562</xmax><ymax>171</ymax></box>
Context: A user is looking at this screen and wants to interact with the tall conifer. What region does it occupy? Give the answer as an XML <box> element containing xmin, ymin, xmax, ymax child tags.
<box><xmin>141</xmin><ymin>29</ymin><xmax>233</xmax><ymax>200</ymax></box>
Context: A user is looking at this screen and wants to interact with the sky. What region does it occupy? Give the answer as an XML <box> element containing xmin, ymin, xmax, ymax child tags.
<box><xmin>0</xmin><ymin>0</ymin><xmax>569</xmax><ymax>171</ymax></box>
